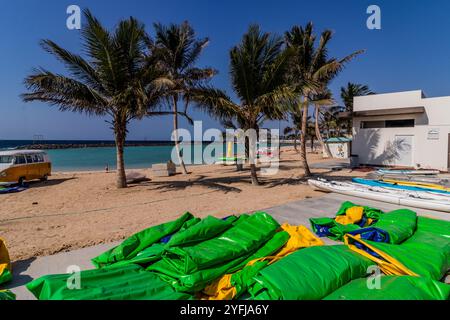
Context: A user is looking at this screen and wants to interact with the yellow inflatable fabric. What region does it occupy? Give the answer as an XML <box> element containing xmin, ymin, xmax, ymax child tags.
<box><xmin>335</xmin><ymin>206</ymin><xmax>364</xmax><ymax>225</ymax></box>
<box><xmin>0</xmin><ymin>238</ymin><xmax>12</xmax><ymax>285</ymax></box>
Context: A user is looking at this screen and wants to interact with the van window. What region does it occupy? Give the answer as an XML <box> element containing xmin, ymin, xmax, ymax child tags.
<box><xmin>0</xmin><ymin>156</ymin><xmax>13</xmax><ymax>164</ymax></box>
<box><xmin>15</xmin><ymin>155</ymin><xmax>26</xmax><ymax>164</ymax></box>
<box><xmin>33</xmin><ymin>154</ymin><xmax>44</xmax><ymax>163</ymax></box>
<box><xmin>25</xmin><ymin>155</ymin><xmax>34</xmax><ymax>163</ymax></box>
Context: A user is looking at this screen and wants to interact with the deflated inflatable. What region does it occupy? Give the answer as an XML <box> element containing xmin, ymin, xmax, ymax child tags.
<box><xmin>324</xmin><ymin>275</ymin><xmax>450</xmax><ymax>300</ymax></box>
<box><xmin>0</xmin><ymin>290</ymin><xmax>15</xmax><ymax>300</ymax></box>
<box><xmin>0</xmin><ymin>238</ymin><xmax>12</xmax><ymax>285</ymax></box>
<box><xmin>24</xmin><ymin>203</ymin><xmax>450</xmax><ymax>301</ymax></box>
<box><xmin>345</xmin><ymin>216</ymin><xmax>450</xmax><ymax>280</ymax></box>
<box><xmin>201</xmin><ymin>224</ymin><xmax>324</xmax><ymax>300</ymax></box>
<box><xmin>248</xmin><ymin>245</ymin><xmax>375</xmax><ymax>300</ymax></box>
<box><xmin>310</xmin><ymin>201</ymin><xmax>384</xmax><ymax>241</ymax></box>
<box><xmin>27</xmin><ymin>264</ymin><xmax>192</xmax><ymax>300</ymax></box>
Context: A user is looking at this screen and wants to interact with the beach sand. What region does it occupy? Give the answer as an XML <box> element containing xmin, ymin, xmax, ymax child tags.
<box><xmin>0</xmin><ymin>148</ymin><xmax>368</xmax><ymax>261</ymax></box>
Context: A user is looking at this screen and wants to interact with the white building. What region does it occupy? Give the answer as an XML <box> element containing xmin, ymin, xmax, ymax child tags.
<box><xmin>351</xmin><ymin>90</ymin><xmax>450</xmax><ymax>171</ymax></box>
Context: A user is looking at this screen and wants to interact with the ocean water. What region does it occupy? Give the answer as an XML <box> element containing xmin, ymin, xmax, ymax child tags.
<box><xmin>0</xmin><ymin>140</ymin><xmax>229</xmax><ymax>172</ymax></box>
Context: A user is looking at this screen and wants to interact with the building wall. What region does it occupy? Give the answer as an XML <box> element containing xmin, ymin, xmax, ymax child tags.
<box><xmin>352</xmin><ymin>90</ymin><xmax>450</xmax><ymax>171</ymax></box>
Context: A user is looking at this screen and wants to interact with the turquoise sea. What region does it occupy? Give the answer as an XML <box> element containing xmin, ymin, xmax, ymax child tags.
<box><xmin>0</xmin><ymin>140</ymin><xmax>285</xmax><ymax>171</ymax></box>
<box><xmin>0</xmin><ymin>141</ymin><xmax>231</xmax><ymax>172</ymax></box>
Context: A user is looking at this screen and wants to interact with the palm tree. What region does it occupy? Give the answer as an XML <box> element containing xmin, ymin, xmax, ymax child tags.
<box><xmin>191</xmin><ymin>25</ymin><xmax>293</xmax><ymax>185</ymax></box>
<box><xmin>21</xmin><ymin>10</ymin><xmax>164</xmax><ymax>188</ymax></box>
<box><xmin>152</xmin><ymin>22</ymin><xmax>217</xmax><ymax>174</ymax></box>
<box><xmin>285</xmin><ymin>23</ymin><xmax>363</xmax><ymax>177</ymax></box>
<box><xmin>340</xmin><ymin>82</ymin><xmax>374</xmax><ymax>134</ymax></box>
<box><xmin>311</xmin><ymin>87</ymin><xmax>334</xmax><ymax>157</ymax></box>
<box><xmin>283</xmin><ymin>113</ymin><xmax>302</xmax><ymax>152</ymax></box>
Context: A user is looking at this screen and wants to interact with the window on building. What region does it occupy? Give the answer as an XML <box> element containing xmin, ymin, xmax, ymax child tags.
<box><xmin>360</xmin><ymin>121</ymin><xmax>385</xmax><ymax>129</ymax></box>
<box><xmin>385</xmin><ymin>119</ymin><xmax>415</xmax><ymax>127</ymax></box>
<box><xmin>360</xmin><ymin>119</ymin><xmax>414</xmax><ymax>129</ymax></box>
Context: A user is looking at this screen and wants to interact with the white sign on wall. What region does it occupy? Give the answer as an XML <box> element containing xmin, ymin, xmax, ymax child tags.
<box><xmin>427</xmin><ymin>128</ymin><xmax>440</xmax><ymax>140</ymax></box>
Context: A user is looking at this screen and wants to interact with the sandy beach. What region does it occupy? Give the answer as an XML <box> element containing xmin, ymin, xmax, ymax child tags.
<box><xmin>0</xmin><ymin>148</ymin><xmax>367</xmax><ymax>261</ymax></box>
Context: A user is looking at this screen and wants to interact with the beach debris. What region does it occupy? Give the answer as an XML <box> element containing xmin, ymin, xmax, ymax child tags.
<box><xmin>125</xmin><ymin>171</ymin><xmax>149</xmax><ymax>184</ymax></box>
<box><xmin>151</xmin><ymin>161</ymin><xmax>176</xmax><ymax>177</ymax></box>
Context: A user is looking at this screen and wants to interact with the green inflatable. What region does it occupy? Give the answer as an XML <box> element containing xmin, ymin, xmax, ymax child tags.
<box><xmin>325</xmin><ymin>275</ymin><xmax>450</xmax><ymax>300</ymax></box>
<box><xmin>346</xmin><ymin>216</ymin><xmax>450</xmax><ymax>280</ymax></box>
<box><xmin>248</xmin><ymin>245</ymin><xmax>375</xmax><ymax>300</ymax></box>
<box><xmin>0</xmin><ymin>290</ymin><xmax>15</xmax><ymax>300</ymax></box>
<box><xmin>26</xmin><ymin>264</ymin><xmax>192</xmax><ymax>300</ymax></box>
<box><xmin>92</xmin><ymin>212</ymin><xmax>195</xmax><ymax>268</ymax></box>
<box><xmin>147</xmin><ymin>212</ymin><xmax>282</xmax><ymax>292</ymax></box>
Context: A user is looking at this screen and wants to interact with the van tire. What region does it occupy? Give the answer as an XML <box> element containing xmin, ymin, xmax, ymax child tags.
<box><xmin>40</xmin><ymin>175</ymin><xmax>48</xmax><ymax>182</ymax></box>
<box><xmin>18</xmin><ymin>177</ymin><xmax>26</xmax><ymax>187</ymax></box>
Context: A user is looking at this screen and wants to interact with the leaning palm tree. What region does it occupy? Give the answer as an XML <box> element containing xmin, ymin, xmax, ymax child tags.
<box><xmin>152</xmin><ymin>22</ymin><xmax>217</xmax><ymax>174</ymax></box>
<box><xmin>191</xmin><ymin>25</ymin><xmax>293</xmax><ymax>185</ymax></box>
<box><xmin>311</xmin><ymin>87</ymin><xmax>334</xmax><ymax>157</ymax></box>
<box><xmin>21</xmin><ymin>10</ymin><xmax>164</xmax><ymax>188</ymax></box>
<box><xmin>285</xmin><ymin>23</ymin><xmax>363</xmax><ymax>177</ymax></box>
<box><xmin>341</xmin><ymin>82</ymin><xmax>374</xmax><ymax>134</ymax></box>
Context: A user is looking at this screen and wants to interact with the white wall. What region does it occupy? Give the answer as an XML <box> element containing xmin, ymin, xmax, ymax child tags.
<box><xmin>352</xmin><ymin>90</ymin><xmax>450</xmax><ymax>171</ymax></box>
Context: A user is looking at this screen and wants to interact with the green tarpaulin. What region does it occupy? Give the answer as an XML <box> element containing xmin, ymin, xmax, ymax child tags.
<box><xmin>324</xmin><ymin>275</ymin><xmax>450</xmax><ymax>300</ymax></box>
<box><xmin>147</xmin><ymin>212</ymin><xmax>281</xmax><ymax>292</ymax></box>
<box><xmin>346</xmin><ymin>216</ymin><xmax>450</xmax><ymax>280</ymax></box>
<box><xmin>92</xmin><ymin>212</ymin><xmax>195</xmax><ymax>268</ymax></box>
<box><xmin>26</xmin><ymin>263</ymin><xmax>192</xmax><ymax>300</ymax></box>
<box><xmin>249</xmin><ymin>245</ymin><xmax>375</xmax><ymax>300</ymax></box>
<box><xmin>0</xmin><ymin>290</ymin><xmax>15</xmax><ymax>300</ymax></box>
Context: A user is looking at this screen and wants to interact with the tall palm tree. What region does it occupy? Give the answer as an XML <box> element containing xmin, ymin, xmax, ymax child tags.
<box><xmin>21</xmin><ymin>10</ymin><xmax>164</xmax><ymax>188</ymax></box>
<box><xmin>152</xmin><ymin>22</ymin><xmax>217</xmax><ymax>174</ymax></box>
<box><xmin>285</xmin><ymin>23</ymin><xmax>363</xmax><ymax>177</ymax></box>
<box><xmin>191</xmin><ymin>25</ymin><xmax>293</xmax><ymax>185</ymax></box>
<box><xmin>340</xmin><ymin>82</ymin><xmax>374</xmax><ymax>134</ymax></box>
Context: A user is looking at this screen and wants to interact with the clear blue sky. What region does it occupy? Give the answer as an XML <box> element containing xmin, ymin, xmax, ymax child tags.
<box><xmin>1</xmin><ymin>0</ymin><xmax>450</xmax><ymax>140</ymax></box>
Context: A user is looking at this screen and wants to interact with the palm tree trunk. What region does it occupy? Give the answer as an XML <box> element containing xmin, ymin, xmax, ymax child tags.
<box><xmin>315</xmin><ymin>105</ymin><xmax>332</xmax><ymax>158</ymax></box>
<box><xmin>115</xmin><ymin>129</ymin><xmax>127</xmax><ymax>189</ymax></box>
<box><xmin>250</xmin><ymin>163</ymin><xmax>259</xmax><ymax>186</ymax></box>
<box><xmin>172</xmin><ymin>96</ymin><xmax>188</xmax><ymax>174</ymax></box>
<box><xmin>293</xmin><ymin>131</ymin><xmax>298</xmax><ymax>152</ymax></box>
<box><xmin>246</xmin><ymin>134</ymin><xmax>259</xmax><ymax>186</ymax></box>
<box><xmin>300</xmin><ymin>98</ymin><xmax>311</xmax><ymax>177</ymax></box>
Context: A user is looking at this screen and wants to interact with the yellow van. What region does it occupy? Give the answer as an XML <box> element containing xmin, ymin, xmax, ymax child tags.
<box><xmin>0</xmin><ymin>150</ymin><xmax>51</xmax><ymax>186</ymax></box>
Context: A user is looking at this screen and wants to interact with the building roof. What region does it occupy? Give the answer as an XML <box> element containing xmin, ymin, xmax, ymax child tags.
<box><xmin>353</xmin><ymin>106</ymin><xmax>425</xmax><ymax>117</ymax></box>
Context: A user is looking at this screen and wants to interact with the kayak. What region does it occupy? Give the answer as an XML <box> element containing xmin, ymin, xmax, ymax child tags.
<box><xmin>352</xmin><ymin>178</ymin><xmax>450</xmax><ymax>195</ymax></box>
<box><xmin>376</xmin><ymin>169</ymin><xmax>440</xmax><ymax>176</ymax></box>
<box><xmin>382</xmin><ymin>179</ymin><xmax>450</xmax><ymax>192</ymax></box>
<box><xmin>367</xmin><ymin>172</ymin><xmax>450</xmax><ymax>186</ymax></box>
<box><xmin>308</xmin><ymin>178</ymin><xmax>450</xmax><ymax>212</ymax></box>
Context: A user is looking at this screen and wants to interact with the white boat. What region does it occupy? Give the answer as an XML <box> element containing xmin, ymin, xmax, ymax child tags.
<box><xmin>308</xmin><ymin>178</ymin><xmax>450</xmax><ymax>212</ymax></box>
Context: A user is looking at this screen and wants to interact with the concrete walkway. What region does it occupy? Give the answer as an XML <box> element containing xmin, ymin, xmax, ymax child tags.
<box><xmin>5</xmin><ymin>192</ymin><xmax>450</xmax><ymax>300</ymax></box>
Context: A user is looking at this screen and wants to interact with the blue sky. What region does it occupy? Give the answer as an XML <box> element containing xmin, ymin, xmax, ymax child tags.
<box><xmin>1</xmin><ymin>0</ymin><xmax>450</xmax><ymax>140</ymax></box>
